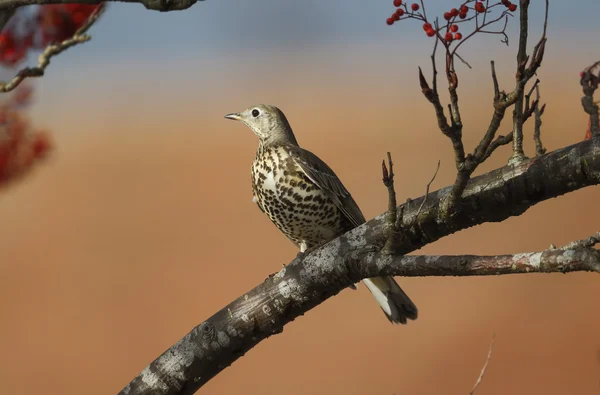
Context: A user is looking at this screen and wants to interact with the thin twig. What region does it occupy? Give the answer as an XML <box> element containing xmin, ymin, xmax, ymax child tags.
<box><xmin>559</xmin><ymin>232</ymin><xmax>600</xmax><ymax>251</ymax></box>
<box><xmin>382</xmin><ymin>152</ymin><xmax>397</xmax><ymax>228</ymax></box>
<box><xmin>382</xmin><ymin>152</ymin><xmax>401</xmax><ymax>254</ymax></box>
<box><xmin>580</xmin><ymin>60</ymin><xmax>600</xmax><ymax>139</ymax></box>
<box><xmin>0</xmin><ymin>3</ymin><xmax>106</xmax><ymax>93</ymax></box>
<box><xmin>413</xmin><ymin>160</ymin><xmax>440</xmax><ymax>223</ymax></box>
<box><xmin>533</xmin><ymin>84</ymin><xmax>546</xmax><ymax>156</ymax></box>
<box><xmin>469</xmin><ymin>334</ymin><xmax>496</xmax><ymax>395</ymax></box>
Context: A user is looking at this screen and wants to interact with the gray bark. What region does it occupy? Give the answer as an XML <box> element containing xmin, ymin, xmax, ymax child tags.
<box><xmin>120</xmin><ymin>137</ymin><xmax>600</xmax><ymax>395</ymax></box>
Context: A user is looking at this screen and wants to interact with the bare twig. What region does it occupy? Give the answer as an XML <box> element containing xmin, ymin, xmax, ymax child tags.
<box><xmin>580</xmin><ymin>60</ymin><xmax>600</xmax><ymax>139</ymax></box>
<box><xmin>559</xmin><ymin>232</ymin><xmax>600</xmax><ymax>251</ymax></box>
<box><xmin>382</xmin><ymin>152</ymin><xmax>403</xmax><ymax>254</ymax></box>
<box><xmin>382</xmin><ymin>152</ymin><xmax>398</xmax><ymax>230</ymax></box>
<box><xmin>533</xmin><ymin>85</ymin><xmax>546</xmax><ymax>156</ymax></box>
<box><xmin>469</xmin><ymin>333</ymin><xmax>496</xmax><ymax>395</ymax></box>
<box><xmin>0</xmin><ymin>3</ymin><xmax>106</xmax><ymax>93</ymax></box>
<box><xmin>509</xmin><ymin>0</ymin><xmax>549</xmax><ymax>164</ymax></box>
<box><xmin>413</xmin><ymin>160</ymin><xmax>440</xmax><ymax>223</ymax></box>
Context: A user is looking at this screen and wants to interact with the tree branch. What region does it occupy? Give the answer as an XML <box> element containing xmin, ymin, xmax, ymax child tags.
<box><xmin>581</xmin><ymin>60</ymin><xmax>600</xmax><ymax>139</ymax></box>
<box><xmin>120</xmin><ymin>138</ymin><xmax>600</xmax><ymax>395</ymax></box>
<box><xmin>0</xmin><ymin>4</ymin><xmax>106</xmax><ymax>92</ymax></box>
<box><xmin>0</xmin><ymin>0</ymin><xmax>201</xmax><ymax>12</ymax></box>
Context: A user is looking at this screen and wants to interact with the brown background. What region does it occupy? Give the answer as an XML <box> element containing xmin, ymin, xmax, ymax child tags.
<box><xmin>1</xmin><ymin>25</ymin><xmax>600</xmax><ymax>395</ymax></box>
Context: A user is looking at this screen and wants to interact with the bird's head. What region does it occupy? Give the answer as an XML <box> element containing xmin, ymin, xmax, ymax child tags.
<box><xmin>224</xmin><ymin>104</ymin><xmax>298</xmax><ymax>147</ymax></box>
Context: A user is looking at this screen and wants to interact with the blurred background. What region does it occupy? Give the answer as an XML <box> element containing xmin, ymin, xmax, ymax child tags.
<box><xmin>1</xmin><ymin>1</ymin><xmax>599</xmax><ymax>394</ymax></box>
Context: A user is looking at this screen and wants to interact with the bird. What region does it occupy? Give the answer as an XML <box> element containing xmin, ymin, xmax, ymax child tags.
<box><xmin>224</xmin><ymin>104</ymin><xmax>418</xmax><ymax>324</ymax></box>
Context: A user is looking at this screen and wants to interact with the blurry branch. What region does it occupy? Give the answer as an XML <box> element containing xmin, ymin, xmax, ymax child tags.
<box><xmin>581</xmin><ymin>60</ymin><xmax>600</xmax><ymax>139</ymax></box>
<box><xmin>0</xmin><ymin>4</ymin><xmax>105</xmax><ymax>93</ymax></box>
<box><xmin>0</xmin><ymin>9</ymin><xmax>15</xmax><ymax>32</ymax></box>
<box><xmin>120</xmin><ymin>138</ymin><xmax>600</xmax><ymax>395</ymax></box>
<box><xmin>469</xmin><ymin>334</ymin><xmax>495</xmax><ymax>395</ymax></box>
<box><xmin>419</xmin><ymin>0</ymin><xmax>548</xmax><ymax>212</ymax></box>
<box><xmin>0</xmin><ymin>0</ymin><xmax>204</xmax><ymax>40</ymax></box>
<box><xmin>0</xmin><ymin>0</ymin><xmax>200</xmax><ymax>12</ymax></box>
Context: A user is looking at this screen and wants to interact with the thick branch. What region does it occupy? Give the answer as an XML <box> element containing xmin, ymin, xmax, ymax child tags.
<box><xmin>0</xmin><ymin>0</ymin><xmax>200</xmax><ymax>12</ymax></box>
<box><xmin>120</xmin><ymin>138</ymin><xmax>600</xmax><ymax>395</ymax></box>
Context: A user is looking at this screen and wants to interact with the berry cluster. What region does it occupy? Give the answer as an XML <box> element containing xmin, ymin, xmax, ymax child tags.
<box><xmin>0</xmin><ymin>4</ymin><xmax>102</xmax><ymax>67</ymax></box>
<box><xmin>386</xmin><ymin>0</ymin><xmax>516</xmax><ymax>48</ymax></box>
<box><xmin>501</xmin><ymin>0</ymin><xmax>518</xmax><ymax>12</ymax></box>
<box><xmin>0</xmin><ymin>85</ymin><xmax>52</xmax><ymax>188</ymax></box>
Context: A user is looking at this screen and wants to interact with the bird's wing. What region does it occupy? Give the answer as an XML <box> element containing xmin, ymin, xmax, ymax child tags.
<box><xmin>286</xmin><ymin>145</ymin><xmax>366</xmax><ymax>228</ymax></box>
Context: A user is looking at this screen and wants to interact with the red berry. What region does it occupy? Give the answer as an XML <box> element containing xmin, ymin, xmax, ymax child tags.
<box><xmin>444</xmin><ymin>32</ymin><xmax>453</xmax><ymax>42</ymax></box>
<box><xmin>459</xmin><ymin>5</ymin><xmax>468</xmax><ymax>13</ymax></box>
<box><xmin>426</xmin><ymin>28</ymin><xmax>435</xmax><ymax>37</ymax></box>
<box><xmin>459</xmin><ymin>12</ymin><xmax>467</xmax><ymax>19</ymax></box>
<box><xmin>423</xmin><ymin>22</ymin><xmax>432</xmax><ymax>31</ymax></box>
<box><xmin>392</xmin><ymin>13</ymin><xmax>400</xmax><ymax>21</ymax></box>
<box><xmin>411</xmin><ymin>3</ymin><xmax>419</xmax><ymax>11</ymax></box>
<box><xmin>393</xmin><ymin>0</ymin><xmax>402</xmax><ymax>7</ymax></box>
<box><xmin>443</xmin><ymin>12</ymin><xmax>451</xmax><ymax>21</ymax></box>
<box><xmin>386</xmin><ymin>17</ymin><xmax>394</xmax><ymax>25</ymax></box>
<box><xmin>450</xmin><ymin>8</ymin><xmax>459</xmax><ymax>17</ymax></box>
<box><xmin>475</xmin><ymin>2</ymin><xmax>485</xmax><ymax>13</ymax></box>
<box><xmin>508</xmin><ymin>3</ymin><xmax>517</xmax><ymax>11</ymax></box>
<box><xmin>396</xmin><ymin>8</ymin><xmax>405</xmax><ymax>16</ymax></box>
<box><xmin>450</xmin><ymin>24</ymin><xmax>458</xmax><ymax>32</ymax></box>
<box><xmin>454</xmin><ymin>33</ymin><xmax>462</xmax><ymax>40</ymax></box>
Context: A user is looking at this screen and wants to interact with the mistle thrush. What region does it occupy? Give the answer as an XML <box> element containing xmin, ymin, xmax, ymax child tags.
<box><xmin>225</xmin><ymin>104</ymin><xmax>418</xmax><ymax>324</ymax></box>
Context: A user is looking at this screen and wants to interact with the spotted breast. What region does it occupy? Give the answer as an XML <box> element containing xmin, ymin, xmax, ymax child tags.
<box><xmin>251</xmin><ymin>145</ymin><xmax>352</xmax><ymax>250</ymax></box>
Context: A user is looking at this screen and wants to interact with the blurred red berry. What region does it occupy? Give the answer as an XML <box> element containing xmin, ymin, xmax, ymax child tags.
<box><xmin>411</xmin><ymin>3</ymin><xmax>419</xmax><ymax>11</ymax></box>
<box><xmin>32</xmin><ymin>132</ymin><xmax>52</xmax><ymax>158</ymax></box>
<box><xmin>396</xmin><ymin>8</ymin><xmax>405</xmax><ymax>16</ymax></box>
<box><xmin>475</xmin><ymin>2</ymin><xmax>486</xmax><ymax>13</ymax></box>
<box><xmin>444</xmin><ymin>32</ymin><xmax>453</xmax><ymax>42</ymax></box>
<box><xmin>392</xmin><ymin>13</ymin><xmax>400</xmax><ymax>21</ymax></box>
<box><xmin>508</xmin><ymin>3</ymin><xmax>517</xmax><ymax>11</ymax></box>
<box><xmin>459</xmin><ymin>11</ymin><xmax>467</xmax><ymax>19</ymax></box>
<box><xmin>443</xmin><ymin>12</ymin><xmax>451</xmax><ymax>21</ymax></box>
<box><xmin>386</xmin><ymin>17</ymin><xmax>394</xmax><ymax>25</ymax></box>
<box><xmin>454</xmin><ymin>32</ymin><xmax>462</xmax><ymax>40</ymax></box>
<box><xmin>426</xmin><ymin>28</ymin><xmax>435</xmax><ymax>37</ymax></box>
<box><xmin>393</xmin><ymin>0</ymin><xmax>402</xmax><ymax>6</ymax></box>
<box><xmin>450</xmin><ymin>8</ymin><xmax>459</xmax><ymax>17</ymax></box>
<box><xmin>423</xmin><ymin>22</ymin><xmax>432</xmax><ymax>31</ymax></box>
<box><xmin>459</xmin><ymin>5</ymin><xmax>468</xmax><ymax>13</ymax></box>
<box><xmin>450</xmin><ymin>24</ymin><xmax>458</xmax><ymax>32</ymax></box>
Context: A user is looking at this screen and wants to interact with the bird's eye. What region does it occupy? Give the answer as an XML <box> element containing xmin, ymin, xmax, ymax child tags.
<box><xmin>252</xmin><ymin>109</ymin><xmax>260</xmax><ymax>117</ymax></box>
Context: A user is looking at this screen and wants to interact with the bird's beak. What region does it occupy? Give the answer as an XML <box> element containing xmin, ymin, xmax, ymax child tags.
<box><xmin>224</xmin><ymin>112</ymin><xmax>242</xmax><ymax>121</ymax></box>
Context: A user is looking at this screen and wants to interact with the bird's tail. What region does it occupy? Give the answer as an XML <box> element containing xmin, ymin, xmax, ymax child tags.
<box><xmin>362</xmin><ymin>277</ymin><xmax>418</xmax><ymax>324</ymax></box>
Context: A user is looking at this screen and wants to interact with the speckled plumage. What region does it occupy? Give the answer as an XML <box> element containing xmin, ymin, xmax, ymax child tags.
<box><xmin>251</xmin><ymin>145</ymin><xmax>353</xmax><ymax>250</ymax></box>
<box><xmin>225</xmin><ymin>104</ymin><xmax>418</xmax><ymax>324</ymax></box>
